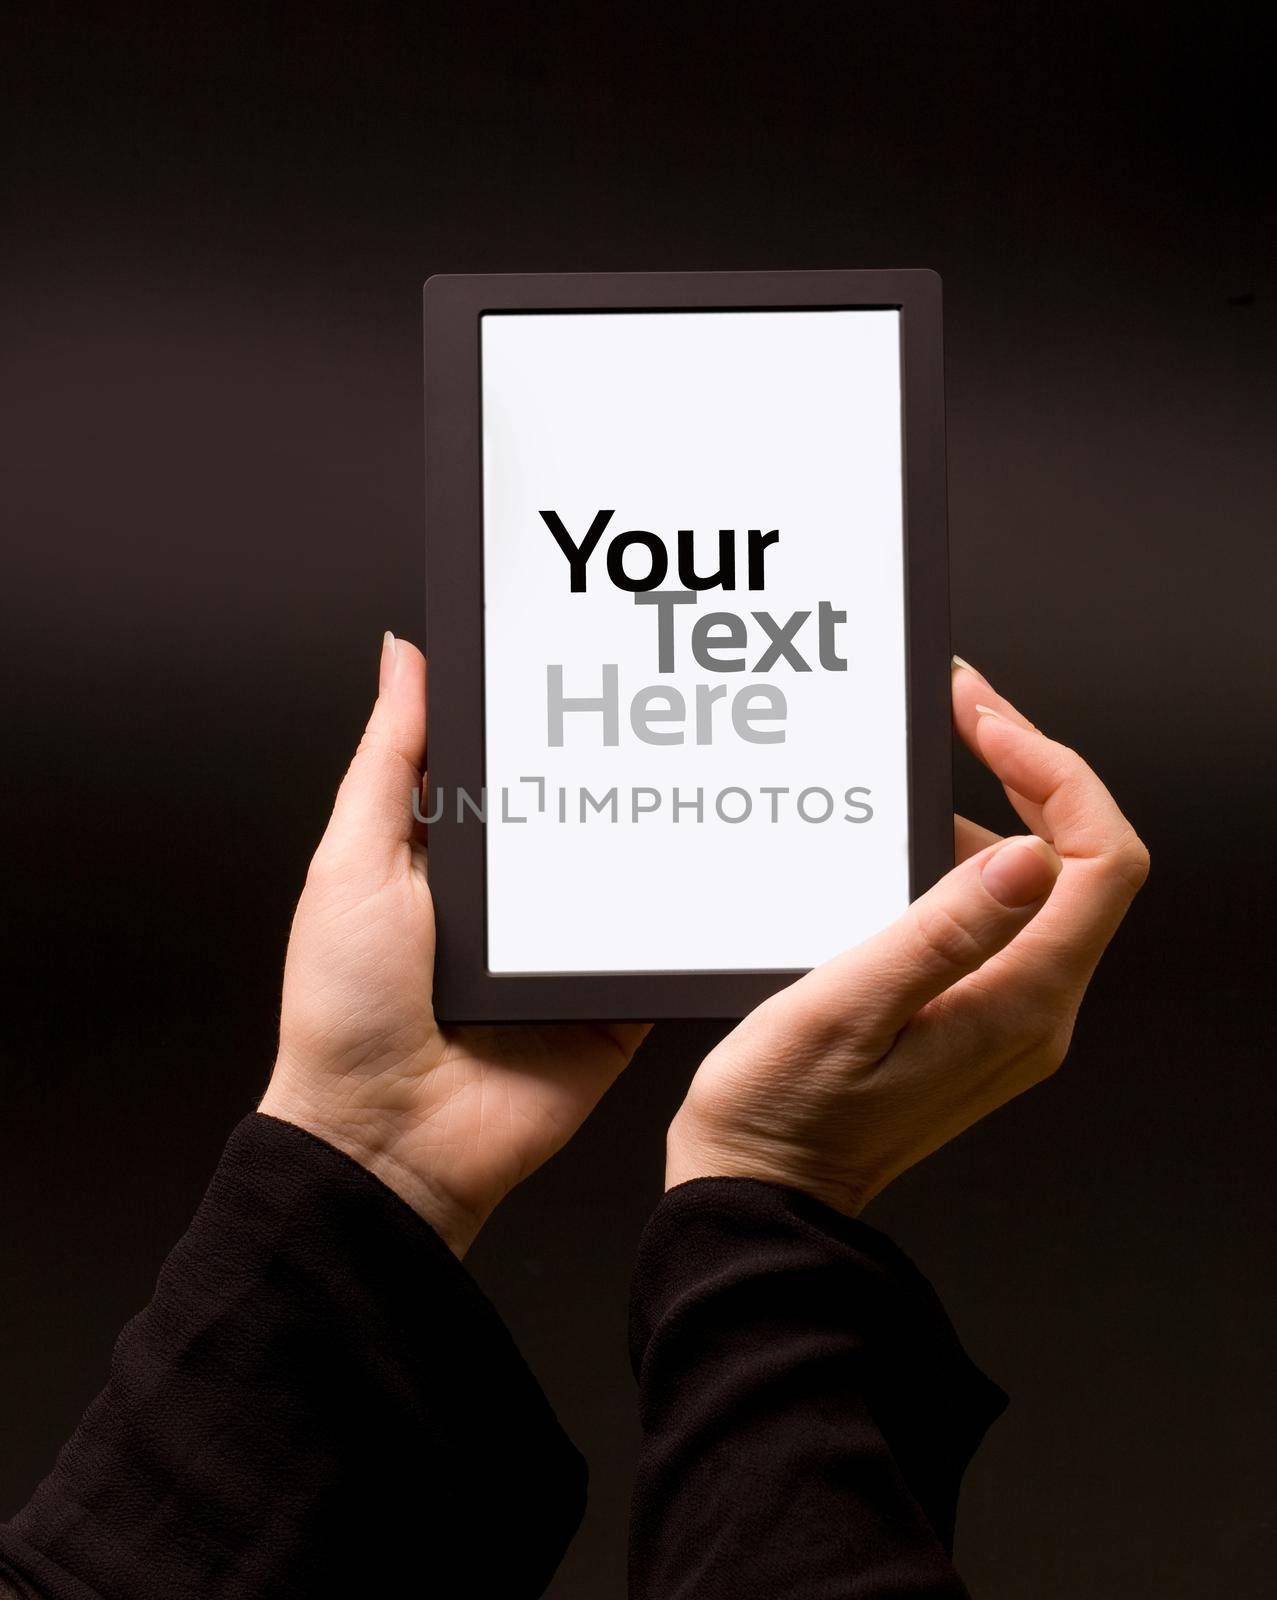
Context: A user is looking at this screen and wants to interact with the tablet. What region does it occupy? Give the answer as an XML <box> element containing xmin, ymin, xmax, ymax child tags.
<box><xmin>423</xmin><ymin>270</ymin><xmax>951</xmax><ymax>1021</ymax></box>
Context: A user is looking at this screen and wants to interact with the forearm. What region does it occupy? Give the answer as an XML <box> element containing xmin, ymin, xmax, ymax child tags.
<box><xmin>0</xmin><ymin>1114</ymin><xmax>584</xmax><ymax>1600</ymax></box>
<box><xmin>629</xmin><ymin>1179</ymin><xmax>1006</xmax><ymax>1598</ymax></box>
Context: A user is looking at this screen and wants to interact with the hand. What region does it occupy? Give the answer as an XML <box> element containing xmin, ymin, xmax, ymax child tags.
<box><xmin>260</xmin><ymin>634</ymin><xmax>649</xmax><ymax>1255</ymax></box>
<box><xmin>666</xmin><ymin>659</ymin><xmax>1150</xmax><ymax>1214</ymax></box>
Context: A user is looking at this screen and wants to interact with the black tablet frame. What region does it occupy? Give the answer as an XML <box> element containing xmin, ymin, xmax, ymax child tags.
<box><xmin>423</xmin><ymin>269</ymin><xmax>951</xmax><ymax>1022</ymax></box>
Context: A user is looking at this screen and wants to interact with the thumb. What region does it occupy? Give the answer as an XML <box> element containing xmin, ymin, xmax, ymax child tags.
<box><xmin>792</xmin><ymin>835</ymin><xmax>1063</xmax><ymax>1052</ymax></box>
<box><xmin>319</xmin><ymin>633</ymin><xmax>428</xmax><ymax>880</ymax></box>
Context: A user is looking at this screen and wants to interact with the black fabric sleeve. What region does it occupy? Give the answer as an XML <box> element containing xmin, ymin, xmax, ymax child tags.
<box><xmin>0</xmin><ymin>1113</ymin><xmax>585</xmax><ymax>1600</ymax></box>
<box><xmin>628</xmin><ymin>1178</ymin><xmax>1008</xmax><ymax>1599</ymax></box>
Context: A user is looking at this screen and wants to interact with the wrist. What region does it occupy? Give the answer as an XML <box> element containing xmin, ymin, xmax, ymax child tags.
<box><xmin>664</xmin><ymin>1108</ymin><xmax>722</xmax><ymax>1191</ymax></box>
<box><xmin>665</xmin><ymin>1107</ymin><xmax>774</xmax><ymax>1193</ymax></box>
<box><xmin>259</xmin><ymin>1073</ymin><xmax>489</xmax><ymax>1257</ymax></box>
<box><xmin>665</xmin><ymin>1107</ymin><xmax>869</xmax><ymax>1217</ymax></box>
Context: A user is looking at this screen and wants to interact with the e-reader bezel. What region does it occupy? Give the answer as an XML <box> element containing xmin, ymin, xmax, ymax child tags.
<box><xmin>423</xmin><ymin>269</ymin><xmax>952</xmax><ymax>1022</ymax></box>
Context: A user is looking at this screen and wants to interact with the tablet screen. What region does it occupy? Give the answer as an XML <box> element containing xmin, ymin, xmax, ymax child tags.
<box><xmin>480</xmin><ymin>308</ymin><xmax>909</xmax><ymax>974</ymax></box>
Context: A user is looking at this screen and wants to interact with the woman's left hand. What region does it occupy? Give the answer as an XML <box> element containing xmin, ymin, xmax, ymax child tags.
<box><xmin>664</xmin><ymin>661</ymin><xmax>1149</xmax><ymax>1214</ymax></box>
<box><xmin>260</xmin><ymin>633</ymin><xmax>649</xmax><ymax>1255</ymax></box>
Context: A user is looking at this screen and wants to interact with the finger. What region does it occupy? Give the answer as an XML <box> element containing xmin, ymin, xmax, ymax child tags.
<box><xmin>955</xmin><ymin>813</ymin><xmax>1001</xmax><ymax>862</ymax></box>
<box><xmin>950</xmin><ymin>662</ymin><xmax>1149</xmax><ymax>992</ymax></box>
<box><xmin>776</xmin><ymin>833</ymin><xmax>1063</xmax><ymax>1055</ymax></box>
<box><xmin>967</xmin><ymin>708</ymin><xmax>1143</xmax><ymax>872</ymax></box>
<box><xmin>410</xmin><ymin>663</ymin><xmax>431</xmax><ymax>858</ymax></box>
<box><xmin>950</xmin><ymin>654</ymin><xmax>1036</xmax><ymax>729</ymax></box>
<box><xmin>320</xmin><ymin>633</ymin><xmax>428</xmax><ymax>877</ymax></box>
<box><xmin>952</xmin><ymin>662</ymin><xmax>1145</xmax><ymax>870</ymax></box>
<box><xmin>951</xmin><ymin>658</ymin><xmax>1046</xmax><ymax>834</ymax></box>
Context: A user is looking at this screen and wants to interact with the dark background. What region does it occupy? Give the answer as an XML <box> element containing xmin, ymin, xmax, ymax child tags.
<box><xmin>2</xmin><ymin>4</ymin><xmax>1273</xmax><ymax>1595</ymax></box>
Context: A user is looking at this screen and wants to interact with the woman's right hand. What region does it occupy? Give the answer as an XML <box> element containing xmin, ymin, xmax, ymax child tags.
<box><xmin>666</xmin><ymin>660</ymin><xmax>1150</xmax><ymax>1214</ymax></box>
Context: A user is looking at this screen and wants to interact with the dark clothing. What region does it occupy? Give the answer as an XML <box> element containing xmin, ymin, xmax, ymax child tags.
<box><xmin>629</xmin><ymin>1179</ymin><xmax>1006</xmax><ymax>1598</ymax></box>
<box><xmin>1</xmin><ymin>1115</ymin><xmax>1005</xmax><ymax>1598</ymax></box>
<box><xmin>1</xmin><ymin>1115</ymin><xmax>583</xmax><ymax>1600</ymax></box>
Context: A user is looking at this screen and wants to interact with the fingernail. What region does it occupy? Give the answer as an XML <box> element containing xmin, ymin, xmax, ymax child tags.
<box><xmin>981</xmin><ymin>835</ymin><xmax>1062</xmax><ymax>908</ymax></box>
<box><xmin>379</xmin><ymin>631</ymin><xmax>398</xmax><ymax>694</ymax></box>
<box><xmin>974</xmin><ymin>702</ymin><xmax>1004</xmax><ymax>720</ymax></box>
<box><xmin>951</xmin><ymin>654</ymin><xmax>982</xmax><ymax>676</ymax></box>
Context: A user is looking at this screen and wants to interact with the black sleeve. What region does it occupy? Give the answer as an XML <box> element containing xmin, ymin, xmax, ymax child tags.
<box><xmin>628</xmin><ymin>1178</ymin><xmax>1008</xmax><ymax>1599</ymax></box>
<box><xmin>0</xmin><ymin>1113</ymin><xmax>585</xmax><ymax>1600</ymax></box>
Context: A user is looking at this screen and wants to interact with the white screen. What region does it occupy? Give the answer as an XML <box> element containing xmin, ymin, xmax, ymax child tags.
<box><xmin>480</xmin><ymin>309</ymin><xmax>908</xmax><ymax>973</ymax></box>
